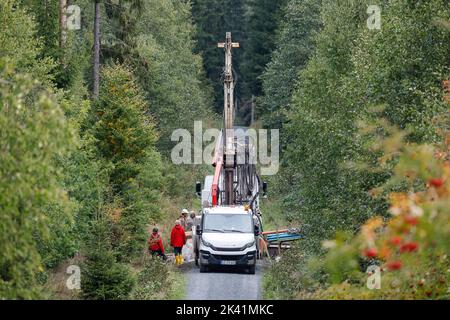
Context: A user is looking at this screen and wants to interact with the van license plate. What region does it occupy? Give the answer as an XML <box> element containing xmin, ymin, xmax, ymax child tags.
<box><xmin>221</xmin><ymin>260</ymin><xmax>236</xmax><ymax>265</ymax></box>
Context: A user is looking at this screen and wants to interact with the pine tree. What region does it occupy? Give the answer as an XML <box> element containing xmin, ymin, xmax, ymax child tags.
<box><xmin>135</xmin><ymin>0</ymin><xmax>215</xmax><ymax>153</ymax></box>
<box><xmin>191</xmin><ymin>0</ymin><xmax>224</xmax><ymax>111</ymax></box>
<box><xmin>259</xmin><ymin>0</ymin><xmax>322</xmax><ymax>129</ymax></box>
<box><xmin>82</xmin><ymin>220</ymin><xmax>135</xmax><ymax>300</ymax></box>
<box><xmin>93</xmin><ymin>0</ymin><xmax>101</xmax><ymax>98</ymax></box>
<box><xmin>241</xmin><ymin>0</ymin><xmax>286</xmax><ymax>100</ymax></box>
<box><xmin>91</xmin><ymin>64</ymin><xmax>161</xmax><ymax>259</ymax></box>
<box><xmin>103</xmin><ymin>0</ymin><xmax>144</xmax><ymax>62</ymax></box>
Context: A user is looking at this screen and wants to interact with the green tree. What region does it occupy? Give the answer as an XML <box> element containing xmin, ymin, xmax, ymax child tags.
<box><xmin>103</xmin><ymin>0</ymin><xmax>144</xmax><ymax>62</ymax></box>
<box><xmin>241</xmin><ymin>0</ymin><xmax>286</xmax><ymax>100</ymax></box>
<box><xmin>0</xmin><ymin>0</ymin><xmax>76</xmax><ymax>298</ymax></box>
<box><xmin>19</xmin><ymin>0</ymin><xmax>60</xmax><ymax>63</ymax></box>
<box><xmin>91</xmin><ymin>64</ymin><xmax>162</xmax><ymax>259</ymax></box>
<box><xmin>0</xmin><ymin>0</ymin><xmax>55</xmax><ymax>82</ymax></box>
<box><xmin>0</xmin><ymin>61</ymin><xmax>72</xmax><ymax>298</ymax></box>
<box><xmin>279</xmin><ymin>0</ymin><xmax>449</xmax><ymax>253</ymax></box>
<box><xmin>279</xmin><ymin>0</ymin><xmax>375</xmax><ymax>255</ymax></box>
<box><xmin>259</xmin><ymin>0</ymin><xmax>322</xmax><ymax>129</ymax></box>
<box><xmin>134</xmin><ymin>0</ymin><xmax>216</xmax><ymax>153</ymax></box>
<box><xmin>81</xmin><ymin>220</ymin><xmax>135</xmax><ymax>300</ymax></box>
<box><xmin>265</xmin><ymin>0</ymin><xmax>448</xmax><ymax>298</ymax></box>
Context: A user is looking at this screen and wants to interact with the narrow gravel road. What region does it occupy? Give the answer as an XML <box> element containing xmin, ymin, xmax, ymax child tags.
<box><xmin>184</xmin><ymin>261</ymin><xmax>264</xmax><ymax>300</ymax></box>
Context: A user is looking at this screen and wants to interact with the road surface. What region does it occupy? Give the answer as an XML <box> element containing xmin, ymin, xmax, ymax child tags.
<box><xmin>184</xmin><ymin>261</ymin><xmax>264</xmax><ymax>300</ymax></box>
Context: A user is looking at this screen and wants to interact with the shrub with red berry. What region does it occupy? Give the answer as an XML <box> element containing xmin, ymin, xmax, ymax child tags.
<box><xmin>308</xmin><ymin>132</ymin><xmax>449</xmax><ymax>299</ymax></box>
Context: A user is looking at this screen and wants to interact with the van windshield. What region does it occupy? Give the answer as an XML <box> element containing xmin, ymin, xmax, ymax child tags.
<box><xmin>203</xmin><ymin>214</ymin><xmax>253</xmax><ymax>233</ymax></box>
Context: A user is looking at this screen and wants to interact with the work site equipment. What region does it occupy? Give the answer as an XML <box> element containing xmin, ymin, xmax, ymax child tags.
<box><xmin>262</xmin><ymin>229</ymin><xmax>303</xmax><ymax>257</ymax></box>
<box><xmin>201</xmin><ymin>32</ymin><xmax>261</xmax><ymax>214</ymax></box>
<box><xmin>194</xmin><ymin>33</ymin><xmax>301</xmax><ymax>269</ymax></box>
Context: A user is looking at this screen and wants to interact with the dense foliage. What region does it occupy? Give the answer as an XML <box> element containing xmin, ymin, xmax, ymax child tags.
<box><xmin>266</xmin><ymin>123</ymin><xmax>449</xmax><ymax>299</ymax></box>
<box><xmin>259</xmin><ymin>0</ymin><xmax>322</xmax><ymax>129</ymax></box>
<box><xmin>132</xmin><ymin>256</ymin><xmax>170</xmax><ymax>299</ymax></box>
<box><xmin>1</xmin><ymin>0</ymin><xmax>448</xmax><ymax>301</ymax></box>
<box><xmin>191</xmin><ymin>0</ymin><xmax>247</xmax><ymax>112</ymax></box>
<box><xmin>0</xmin><ymin>0</ymin><xmax>74</xmax><ymax>298</ymax></box>
<box><xmin>1</xmin><ymin>0</ymin><xmax>214</xmax><ymax>299</ymax></box>
<box><xmin>134</xmin><ymin>0</ymin><xmax>216</xmax><ymax>152</ymax></box>
<box><xmin>0</xmin><ymin>61</ymin><xmax>72</xmax><ymax>298</ymax></box>
<box><xmin>263</xmin><ymin>0</ymin><xmax>449</xmax><ymax>299</ymax></box>
<box><xmin>82</xmin><ymin>220</ymin><xmax>135</xmax><ymax>300</ymax></box>
<box><xmin>90</xmin><ymin>64</ymin><xmax>162</xmax><ymax>260</ymax></box>
<box><xmin>266</xmin><ymin>0</ymin><xmax>449</xmax><ymax>252</ymax></box>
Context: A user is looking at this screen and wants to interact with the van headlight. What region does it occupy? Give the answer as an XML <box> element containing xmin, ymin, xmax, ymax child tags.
<box><xmin>201</xmin><ymin>239</ymin><xmax>213</xmax><ymax>248</ymax></box>
<box><xmin>243</xmin><ymin>240</ymin><xmax>255</xmax><ymax>249</ymax></box>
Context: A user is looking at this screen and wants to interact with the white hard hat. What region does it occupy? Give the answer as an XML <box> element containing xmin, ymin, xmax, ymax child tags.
<box><xmin>181</xmin><ymin>209</ymin><xmax>189</xmax><ymax>214</ymax></box>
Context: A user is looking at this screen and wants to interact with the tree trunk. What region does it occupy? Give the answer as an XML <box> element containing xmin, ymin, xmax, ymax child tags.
<box><xmin>93</xmin><ymin>0</ymin><xmax>101</xmax><ymax>99</ymax></box>
<box><xmin>59</xmin><ymin>0</ymin><xmax>67</xmax><ymax>67</ymax></box>
<box><xmin>59</xmin><ymin>0</ymin><xmax>67</xmax><ymax>48</ymax></box>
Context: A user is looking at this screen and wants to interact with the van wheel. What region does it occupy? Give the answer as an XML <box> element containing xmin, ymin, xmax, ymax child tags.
<box><xmin>248</xmin><ymin>265</ymin><xmax>256</xmax><ymax>274</ymax></box>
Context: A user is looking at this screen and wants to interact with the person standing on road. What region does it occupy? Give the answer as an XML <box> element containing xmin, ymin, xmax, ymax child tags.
<box><xmin>186</xmin><ymin>211</ymin><xmax>196</xmax><ymax>231</ymax></box>
<box><xmin>171</xmin><ymin>220</ymin><xmax>186</xmax><ymax>265</ymax></box>
<box><xmin>148</xmin><ymin>227</ymin><xmax>166</xmax><ymax>260</ymax></box>
<box><xmin>179</xmin><ymin>209</ymin><xmax>189</xmax><ymax>229</ymax></box>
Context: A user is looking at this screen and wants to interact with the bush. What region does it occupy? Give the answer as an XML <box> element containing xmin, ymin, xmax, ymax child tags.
<box><xmin>319</xmin><ymin>138</ymin><xmax>449</xmax><ymax>299</ymax></box>
<box><xmin>132</xmin><ymin>255</ymin><xmax>170</xmax><ymax>300</ymax></box>
<box><xmin>81</xmin><ymin>221</ymin><xmax>135</xmax><ymax>300</ymax></box>
<box><xmin>270</xmin><ymin>122</ymin><xmax>449</xmax><ymax>299</ymax></box>
<box><xmin>264</xmin><ymin>244</ymin><xmax>324</xmax><ymax>299</ymax></box>
<box><xmin>0</xmin><ymin>60</ymin><xmax>72</xmax><ymax>299</ymax></box>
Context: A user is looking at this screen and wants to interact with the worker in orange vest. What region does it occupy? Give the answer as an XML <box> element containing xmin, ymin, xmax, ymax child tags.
<box><xmin>148</xmin><ymin>227</ymin><xmax>166</xmax><ymax>260</ymax></box>
<box><xmin>170</xmin><ymin>220</ymin><xmax>187</xmax><ymax>265</ymax></box>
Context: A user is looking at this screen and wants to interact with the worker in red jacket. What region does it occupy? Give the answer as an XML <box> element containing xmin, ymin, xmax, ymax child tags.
<box><xmin>171</xmin><ymin>220</ymin><xmax>187</xmax><ymax>265</ymax></box>
<box><xmin>148</xmin><ymin>227</ymin><xmax>166</xmax><ymax>260</ymax></box>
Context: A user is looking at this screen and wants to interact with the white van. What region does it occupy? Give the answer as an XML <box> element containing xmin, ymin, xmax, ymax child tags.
<box><xmin>195</xmin><ymin>206</ymin><xmax>259</xmax><ymax>274</ymax></box>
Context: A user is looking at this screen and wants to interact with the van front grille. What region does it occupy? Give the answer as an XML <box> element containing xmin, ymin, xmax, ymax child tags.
<box><xmin>214</xmin><ymin>246</ymin><xmax>243</xmax><ymax>252</ymax></box>
<box><xmin>212</xmin><ymin>254</ymin><xmax>245</xmax><ymax>261</ymax></box>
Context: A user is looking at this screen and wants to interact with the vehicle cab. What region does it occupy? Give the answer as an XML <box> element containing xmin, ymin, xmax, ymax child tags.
<box><xmin>195</xmin><ymin>206</ymin><xmax>258</xmax><ymax>274</ymax></box>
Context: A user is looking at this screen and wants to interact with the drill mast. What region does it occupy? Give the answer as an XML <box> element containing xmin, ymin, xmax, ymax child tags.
<box><xmin>218</xmin><ymin>32</ymin><xmax>239</xmax><ymax>205</ymax></box>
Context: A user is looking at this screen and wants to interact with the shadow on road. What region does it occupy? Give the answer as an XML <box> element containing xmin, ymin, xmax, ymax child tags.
<box><xmin>202</xmin><ymin>265</ymin><xmax>255</xmax><ymax>274</ymax></box>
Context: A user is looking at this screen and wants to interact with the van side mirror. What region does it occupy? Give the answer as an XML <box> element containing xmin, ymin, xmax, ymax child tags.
<box><xmin>196</xmin><ymin>225</ymin><xmax>202</xmax><ymax>235</ymax></box>
<box><xmin>254</xmin><ymin>225</ymin><xmax>260</xmax><ymax>236</ymax></box>
<box><xmin>262</xmin><ymin>181</ymin><xmax>268</xmax><ymax>198</ymax></box>
<box><xmin>195</xmin><ymin>181</ymin><xmax>202</xmax><ymax>197</ymax></box>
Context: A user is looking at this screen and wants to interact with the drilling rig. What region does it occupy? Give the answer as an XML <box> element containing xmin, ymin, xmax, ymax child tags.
<box><xmin>192</xmin><ymin>34</ymin><xmax>302</xmax><ymax>271</ymax></box>
<box><xmin>193</xmin><ymin>33</ymin><xmax>265</xmax><ymax>273</ymax></box>
<box><xmin>202</xmin><ymin>32</ymin><xmax>263</xmax><ymax>212</ymax></box>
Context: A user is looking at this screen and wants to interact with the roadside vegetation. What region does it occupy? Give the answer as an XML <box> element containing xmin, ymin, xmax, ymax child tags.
<box><xmin>1</xmin><ymin>0</ymin><xmax>448</xmax><ymax>301</ymax></box>
<box><xmin>261</xmin><ymin>0</ymin><xmax>449</xmax><ymax>299</ymax></box>
<box><xmin>0</xmin><ymin>0</ymin><xmax>213</xmax><ymax>299</ymax></box>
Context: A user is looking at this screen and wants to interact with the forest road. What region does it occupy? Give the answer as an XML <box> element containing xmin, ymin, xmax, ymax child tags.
<box><xmin>183</xmin><ymin>260</ymin><xmax>265</xmax><ymax>300</ymax></box>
